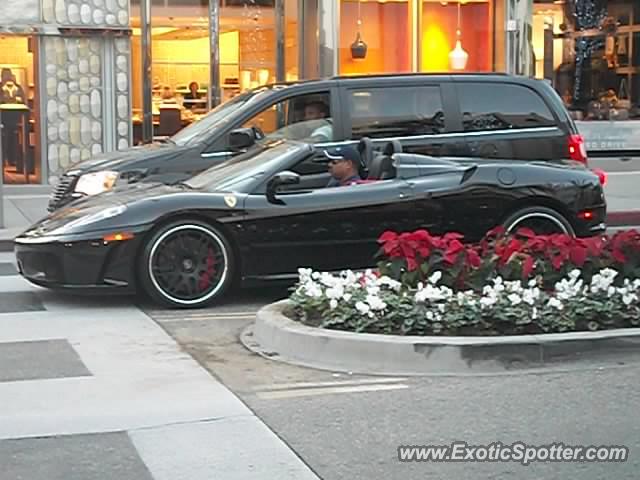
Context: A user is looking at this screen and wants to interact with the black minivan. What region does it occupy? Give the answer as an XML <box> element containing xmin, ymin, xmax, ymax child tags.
<box><xmin>48</xmin><ymin>73</ymin><xmax>588</xmax><ymax>211</ymax></box>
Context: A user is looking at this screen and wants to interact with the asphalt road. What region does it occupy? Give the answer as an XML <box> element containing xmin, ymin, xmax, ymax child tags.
<box><xmin>149</xmin><ymin>288</ymin><xmax>640</xmax><ymax>480</ymax></box>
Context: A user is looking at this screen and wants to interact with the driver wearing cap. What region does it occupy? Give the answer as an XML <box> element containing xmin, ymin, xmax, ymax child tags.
<box><xmin>324</xmin><ymin>146</ymin><xmax>362</xmax><ymax>187</ymax></box>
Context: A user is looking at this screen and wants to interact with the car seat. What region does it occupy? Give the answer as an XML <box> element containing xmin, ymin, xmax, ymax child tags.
<box><xmin>367</xmin><ymin>153</ymin><xmax>396</xmax><ymax>180</ymax></box>
<box><xmin>382</xmin><ymin>139</ymin><xmax>403</xmax><ymax>156</ymax></box>
<box><xmin>357</xmin><ymin>137</ymin><xmax>374</xmax><ymax>177</ymax></box>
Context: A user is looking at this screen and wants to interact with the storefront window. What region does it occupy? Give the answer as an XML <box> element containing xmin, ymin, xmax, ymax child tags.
<box><xmin>130</xmin><ymin>0</ymin><xmax>277</xmax><ymax>143</ymax></box>
<box><xmin>339</xmin><ymin>0</ymin><xmax>497</xmax><ymax>75</ymax></box>
<box><xmin>0</xmin><ymin>35</ymin><xmax>40</xmax><ymax>184</ymax></box>
<box><xmin>533</xmin><ymin>0</ymin><xmax>640</xmax><ymax>123</ymax></box>
<box><xmin>339</xmin><ymin>0</ymin><xmax>411</xmax><ymax>75</ymax></box>
<box><xmin>421</xmin><ymin>0</ymin><xmax>494</xmax><ymax>72</ymax></box>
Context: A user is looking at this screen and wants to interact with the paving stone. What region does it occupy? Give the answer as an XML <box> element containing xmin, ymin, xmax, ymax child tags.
<box><xmin>0</xmin><ymin>431</ymin><xmax>154</xmax><ymax>480</ymax></box>
<box><xmin>0</xmin><ymin>339</ymin><xmax>91</xmax><ymax>382</ymax></box>
<box><xmin>0</xmin><ymin>263</ymin><xmax>17</xmax><ymax>276</ymax></box>
<box><xmin>0</xmin><ymin>291</ymin><xmax>44</xmax><ymax>313</ymax></box>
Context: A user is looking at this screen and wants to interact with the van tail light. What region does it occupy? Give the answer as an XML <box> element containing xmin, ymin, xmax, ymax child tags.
<box><xmin>591</xmin><ymin>167</ymin><xmax>607</xmax><ymax>186</ymax></box>
<box><xmin>568</xmin><ymin>134</ymin><xmax>588</xmax><ymax>164</ymax></box>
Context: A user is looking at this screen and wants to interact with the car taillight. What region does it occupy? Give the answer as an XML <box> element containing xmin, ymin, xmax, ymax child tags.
<box><xmin>591</xmin><ymin>167</ymin><xmax>607</xmax><ymax>186</ymax></box>
<box><xmin>568</xmin><ymin>134</ymin><xmax>588</xmax><ymax>164</ymax></box>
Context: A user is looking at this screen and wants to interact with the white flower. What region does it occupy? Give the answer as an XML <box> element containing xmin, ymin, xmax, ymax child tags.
<box><xmin>426</xmin><ymin>310</ymin><xmax>442</xmax><ymax>322</ymax></box>
<box><xmin>298</xmin><ymin>268</ymin><xmax>313</xmax><ymax>280</ymax></box>
<box><xmin>342</xmin><ymin>293</ymin><xmax>352</xmax><ymax>302</ymax></box>
<box><xmin>415</xmin><ymin>284</ymin><xmax>450</xmax><ymax>303</ymax></box>
<box><xmin>522</xmin><ymin>290</ymin><xmax>536</xmax><ymax>305</ymax></box>
<box><xmin>548</xmin><ymin>297</ymin><xmax>563</xmax><ymax>310</ymax></box>
<box><xmin>438</xmin><ymin>303</ymin><xmax>446</xmax><ymax>313</ymax></box>
<box><xmin>366</xmin><ymin>294</ymin><xmax>387</xmax><ymax>311</ymax></box>
<box><xmin>329</xmin><ymin>299</ymin><xmax>338</xmax><ymax>310</ymax></box>
<box><xmin>355</xmin><ymin>301</ymin><xmax>370</xmax><ymax>315</ymax></box>
<box><xmin>528</xmin><ymin>279</ymin><xmax>538</xmax><ymax>288</ymax></box>
<box><xmin>532</xmin><ymin>306</ymin><xmax>538</xmax><ymax>319</ymax></box>
<box><xmin>480</xmin><ymin>295</ymin><xmax>497</xmax><ymax>309</ymax></box>
<box><xmin>508</xmin><ymin>293</ymin><xmax>522</xmax><ymax>306</ymax></box>
<box><xmin>569</xmin><ymin>269</ymin><xmax>581</xmax><ymax>280</ymax></box>
<box><xmin>428</xmin><ymin>271</ymin><xmax>443</xmax><ymax>285</ymax></box>
<box><xmin>325</xmin><ymin>285</ymin><xmax>345</xmax><ymax>300</ymax></box>
<box><xmin>623</xmin><ymin>293</ymin><xmax>637</xmax><ymax>306</ymax></box>
<box><xmin>608</xmin><ymin>286</ymin><xmax>616</xmax><ymax>297</ymax></box>
<box><xmin>305</xmin><ymin>283</ymin><xmax>323</xmax><ymax>298</ymax></box>
<box><xmin>378</xmin><ymin>276</ymin><xmax>402</xmax><ymax>291</ymax></box>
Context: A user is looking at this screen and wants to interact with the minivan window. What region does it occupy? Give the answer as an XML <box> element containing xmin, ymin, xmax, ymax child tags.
<box><xmin>241</xmin><ymin>92</ymin><xmax>333</xmax><ymax>143</ymax></box>
<box><xmin>457</xmin><ymin>83</ymin><xmax>557</xmax><ymax>132</ymax></box>
<box><xmin>170</xmin><ymin>87</ymin><xmax>275</xmax><ymax>147</ymax></box>
<box><xmin>347</xmin><ymin>86</ymin><xmax>445</xmax><ymax>139</ymax></box>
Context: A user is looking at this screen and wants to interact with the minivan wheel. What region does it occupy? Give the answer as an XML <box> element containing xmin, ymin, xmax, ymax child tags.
<box><xmin>138</xmin><ymin>220</ymin><xmax>234</xmax><ymax>308</ymax></box>
<box><xmin>502</xmin><ymin>206</ymin><xmax>575</xmax><ymax>237</ymax></box>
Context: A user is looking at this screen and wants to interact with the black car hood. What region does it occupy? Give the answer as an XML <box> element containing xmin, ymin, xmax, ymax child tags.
<box><xmin>66</xmin><ymin>142</ymin><xmax>192</xmax><ymax>173</ymax></box>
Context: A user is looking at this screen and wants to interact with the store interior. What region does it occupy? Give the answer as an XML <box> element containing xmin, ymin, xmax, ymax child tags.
<box><xmin>130</xmin><ymin>0</ymin><xmax>298</xmax><ymax>143</ymax></box>
<box><xmin>533</xmin><ymin>0</ymin><xmax>640</xmax><ymax>122</ymax></box>
<box><xmin>0</xmin><ymin>35</ymin><xmax>39</xmax><ymax>185</ymax></box>
<box><xmin>339</xmin><ymin>0</ymin><xmax>494</xmax><ymax>75</ymax></box>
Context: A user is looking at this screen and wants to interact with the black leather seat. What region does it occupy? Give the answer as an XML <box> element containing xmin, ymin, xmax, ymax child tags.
<box><xmin>382</xmin><ymin>140</ymin><xmax>403</xmax><ymax>156</ymax></box>
<box><xmin>357</xmin><ymin>137</ymin><xmax>374</xmax><ymax>177</ymax></box>
<box><xmin>367</xmin><ymin>153</ymin><xmax>395</xmax><ymax>180</ymax></box>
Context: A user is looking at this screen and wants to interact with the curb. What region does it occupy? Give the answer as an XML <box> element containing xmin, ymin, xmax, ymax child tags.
<box><xmin>606</xmin><ymin>211</ymin><xmax>640</xmax><ymax>227</ymax></box>
<box><xmin>241</xmin><ymin>299</ymin><xmax>640</xmax><ymax>375</ymax></box>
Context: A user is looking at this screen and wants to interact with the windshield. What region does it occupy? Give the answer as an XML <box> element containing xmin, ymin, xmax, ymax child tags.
<box><xmin>184</xmin><ymin>140</ymin><xmax>308</xmax><ymax>191</ymax></box>
<box><xmin>170</xmin><ymin>88</ymin><xmax>272</xmax><ymax>147</ymax></box>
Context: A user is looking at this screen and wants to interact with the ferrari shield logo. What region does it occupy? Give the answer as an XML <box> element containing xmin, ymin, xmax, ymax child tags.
<box><xmin>224</xmin><ymin>195</ymin><xmax>237</xmax><ymax>208</ymax></box>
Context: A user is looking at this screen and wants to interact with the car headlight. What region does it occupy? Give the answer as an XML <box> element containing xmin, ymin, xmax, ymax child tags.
<box><xmin>75</xmin><ymin>171</ymin><xmax>119</xmax><ymax>196</ymax></box>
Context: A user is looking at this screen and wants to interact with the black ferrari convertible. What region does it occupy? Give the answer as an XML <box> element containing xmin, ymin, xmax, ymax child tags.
<box><xmin>15</xmin><ymin>139</ymin><xmax>606</xmax><ymax>308</ymax></box>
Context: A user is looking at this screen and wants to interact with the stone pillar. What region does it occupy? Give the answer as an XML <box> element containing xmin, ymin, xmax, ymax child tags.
<box><xmin>40</xmin><ymin>0</ymin><xmax>131</xmax><ymax>182</ymax></box>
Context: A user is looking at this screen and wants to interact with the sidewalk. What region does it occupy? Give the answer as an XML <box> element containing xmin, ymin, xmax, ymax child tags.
<box><xmin>0</xmin><ymin>185</ymin><xmax>51</xmax><ymax>251</ymax></box>
<box><xmin>0</xmin><ymin>178</ymin><xmax>639</xmax><ymax>252</ymax></box>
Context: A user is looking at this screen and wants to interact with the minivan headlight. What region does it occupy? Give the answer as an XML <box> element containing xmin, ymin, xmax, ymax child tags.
<box><xmin>75</xmin><ymin>171</ymin><xmax>119</xmax><ymax>196</ymax></box>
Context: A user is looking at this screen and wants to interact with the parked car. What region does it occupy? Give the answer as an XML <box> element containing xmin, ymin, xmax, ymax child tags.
<box><xmin>18</xmin><ymin>138</ymin><xmax>606</xmax><ymax>308</ymax></box>
<box><xmin>47</xmin><ymin>73</ymin><xmax>589</xmax><ymax>212</ymax></box>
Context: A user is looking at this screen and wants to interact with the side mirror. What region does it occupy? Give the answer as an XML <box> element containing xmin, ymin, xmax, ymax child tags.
<box><xmin>266</xmin><ymin>171</ymin><xmax>300</xmax><ymax>204</ymax></box>
<box><xmin>229</xmin><ymin>128</ymin><xmax>255</xmax><ymax>151</ymax></box>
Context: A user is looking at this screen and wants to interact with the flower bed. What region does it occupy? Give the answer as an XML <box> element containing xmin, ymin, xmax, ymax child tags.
<box><xmin>288</xmin><ymin>228</ymin><xmax>640</xmax><ymax>336</ymax></box>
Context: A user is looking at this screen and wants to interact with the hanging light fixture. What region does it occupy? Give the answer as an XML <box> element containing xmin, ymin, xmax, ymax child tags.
<box><xmin>449</xmin><ymin>1</ymin><xmax>468</xmax><ymax>70</ymax></box>
<box><xmin>351</xmin><ymin>0</ymin><xmax>367</xmax><ymax>60</ymax></box>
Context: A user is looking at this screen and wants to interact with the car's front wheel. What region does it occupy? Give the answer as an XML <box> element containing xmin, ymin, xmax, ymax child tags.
<box><xmin>138</xmin><ymin>219</ymin><xmax>234</xmax><ymax>308</ymax></box>
<box><xmin>502</xmin><ymin>206</ymin><xmax>576</xmax><ymax>237</ymax></box>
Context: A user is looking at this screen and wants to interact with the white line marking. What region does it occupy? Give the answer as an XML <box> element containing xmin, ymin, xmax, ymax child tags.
<box><xmin>153</xmin><ymin>314</ymin><xmax>257</xmax><ymax>322</ymax></box>
<box><xmin>149</xmin><ymin>311</ymin><xmax>257</xmax><ymax>319</ymax></box>
<box><xmin>255</xmin><ymin>383</ymin><xmax>409</xmax><ymax>399</ymax></box>
<box><xmin>253</xmin><ymin>377</ymin><xmax>409</xmax><ymax>392</ymax></box>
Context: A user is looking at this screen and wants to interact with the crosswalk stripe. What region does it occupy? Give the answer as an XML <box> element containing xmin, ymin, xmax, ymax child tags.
<box><xmin>252</xmin><ymin>377</ymin><xmax>409</xmax><ymax>392</ymax></box>
<box><xmin>255</xmin><ymin>383</ymin><xmax>409</xmax><ymax>399</ymax></box>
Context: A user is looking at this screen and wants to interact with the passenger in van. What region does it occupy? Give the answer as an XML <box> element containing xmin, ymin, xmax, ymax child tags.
<box><xmin>304</xmin><ymin>101</ymin><xmax>333</xmax><ymax>142</ymax></box>
<box><xmin>324</xmin><ymin>146</ymin><xmax>362</xmax><ymax>187</ymax></box>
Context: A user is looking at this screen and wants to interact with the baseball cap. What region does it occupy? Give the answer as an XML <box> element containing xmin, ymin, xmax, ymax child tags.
<box><xmin>323</xmin><ymin>145</ymin><xmax>361</xmax><ymax>166</ymax></box>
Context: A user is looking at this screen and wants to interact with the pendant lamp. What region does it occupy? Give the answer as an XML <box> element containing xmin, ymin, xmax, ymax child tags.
<box><xmin>351</xmin><ymin>0</ymin><xmax>367</xmax><ymax>60</ymax></box>
<box><xmin>449</xmin><ymin>1</ymin><xmax>468</xmax><ymax>70</ymax></box>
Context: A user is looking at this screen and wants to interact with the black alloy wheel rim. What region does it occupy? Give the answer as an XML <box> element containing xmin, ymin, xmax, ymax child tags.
<box><xmin>149</xmin><ymin>225</ymin><xmax>227</xmax><ymax>304</ymax></box>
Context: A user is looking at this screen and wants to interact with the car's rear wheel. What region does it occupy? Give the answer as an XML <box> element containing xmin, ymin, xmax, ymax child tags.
<box><xmin>502</xmin><ymin>206</ymin><xmax>575</xmax><ymax>237</ymax></box>
<box><xmin>138</xmin><ymin>219</ymin><xmax>234</xmax><ymax>308</ymax></box>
